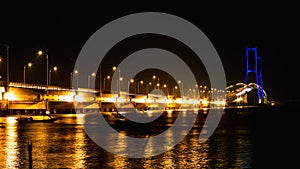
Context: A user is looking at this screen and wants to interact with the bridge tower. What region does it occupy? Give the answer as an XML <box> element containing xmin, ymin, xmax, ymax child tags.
<box><xmin>245</xmin><ymin>47</ymin><xmax>265</xmax><ymax>103</ymax></box>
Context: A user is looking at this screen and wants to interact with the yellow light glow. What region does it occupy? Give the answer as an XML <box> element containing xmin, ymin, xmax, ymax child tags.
<box><xmin>201</xmin><ymin>99</ymin><xmax>209</xmax><ymax>107</ymax></box>
<box><xmin>57</xmin><ymin>93</ymin><xmax>74</xmax><ymax>102</ymax></box>
<box><xmin>166</xmin><ymin>99</ymin><xmax>172</xmax><ymax>104</ymax></box>
<box><xmin>6</xmin><ymin>117</ymin><xmax>17</xmax><ymax>124</ymax></box>
<box><xmin>145</xmin><ymin>98</ymin><xmax>153</xmax><ymax>103</ymax></box>
<box><xmin>4</xmin><ymin>92</ymin><xmax>17</xmax><ymax>101</ymax></box>
<box><xmin>75</xmin><ymin>94</ymin><xmax>85</xmax><ymax>102</ymax></box>
<box><xmin>174</xmin><ymin>98</ymin><xmax>182</xmax><ymax>104</ymax></box>
<box><xmin>116</xmin><ymin>97</ymin><xmax>125</xmax><ymax>103</ymax></box>
<box><xmin>38</xmin><ymin>50</ymin><xmax>43</xmax><ymax>55</ymax></box>
<box><xmin>5</xmin><ymin>120</ymin><xmax>18</xmax><ymax>168</ymax></box>
<box><xmin>234</xmin><ymin>97</ymin><xmax>243</xmax><ymax>102</ymax></box>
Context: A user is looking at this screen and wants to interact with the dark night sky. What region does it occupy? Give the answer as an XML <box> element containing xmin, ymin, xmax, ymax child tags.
<box><xmin>0</xmin><ymin>2</ymin><xmax>299</xmax><ymax>102</ymax></box>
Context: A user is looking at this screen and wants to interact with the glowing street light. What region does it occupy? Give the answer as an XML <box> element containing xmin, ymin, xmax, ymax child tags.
<box><xmin>37</xmin><ymin>49</ymin><xmax>49</xmax><ymax>113</ymax></box>
<box><xmin>70</xmin><ymin>70</ymin><xmax>79</xmax><ymax>89</ymax></box>
<box><xmin>178</xmin><ymin>80</ymin><xmax>184</xmax><ymax>97</ymax></box>
<box><xmin>103</xmin><ymin>75</ymin><xmax>111</xmax><ymax>93</ymax></box>
<box><xmin>173</xmin><ymin>86</ymin><xmax>178</xmax><ymax>96</ymax></box>
<box><xmin>163</xmin><ymin>84</ymin><xmax>168</xmax><ymax>95</ymax></box>
<box><xmin>23</xmin><ymin>62</ymin><xmax>32</xmax><ymax>83</ymax></box>
<box><xmin>119</xmin><ymin>76</ymin><xmax>123</xmax><ymax>93</ymax></box>
<box><xmin>137</xmin><ymin>80</ymin><xmax>144</xmax><ymax>93</ymax></box>
<box><xmin>37</xmin><ymin>50</ymin><xmax>49</xmax><ymax>87</ymax></box>
<box><xmin>88</xmin><ymin>72</ymin><xmax>96</xmax><ymax>89</ymax></box>
<box><xmin>49</xmin><ymin>66</ymin><xmax>58</xmax><ymax>86</ymax></box>
<box><xmin>128</xmin><ymin>78</ymin><xmax>135</xmax><ymax>93</ymax></box>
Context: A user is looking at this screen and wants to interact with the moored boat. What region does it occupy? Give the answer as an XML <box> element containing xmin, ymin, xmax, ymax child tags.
<box><xmin>16</xmin><ymin>115</ymin><xmax>58</xmax><ymax>123</ymax></box>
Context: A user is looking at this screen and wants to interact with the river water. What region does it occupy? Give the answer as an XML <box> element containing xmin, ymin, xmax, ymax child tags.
<box><xmin>0</xmin><ymin>105</ymin><xmax>298</xmax><ymax>168</ymax></box>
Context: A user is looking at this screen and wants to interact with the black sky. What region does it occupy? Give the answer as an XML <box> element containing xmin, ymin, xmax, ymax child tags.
<box><xmin>0</xmin><ymin>2</ymin><xmax>299</xmax><ymax>102</ymax></box>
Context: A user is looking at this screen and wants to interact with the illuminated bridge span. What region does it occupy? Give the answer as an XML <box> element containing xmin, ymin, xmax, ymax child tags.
<box><xmin>0</xmin><ymin>81</ymin><xmax>267</xmax><ymax>114</ymax></box>
<box><xmin>0</xmin><ymin>81</ymin><xmax>225</xmax><ymax>114</ymax></box>
<box><xmin>226</xmin><ymin>82</ymin><xmax>268</xmax><ymax>105</ymax></box>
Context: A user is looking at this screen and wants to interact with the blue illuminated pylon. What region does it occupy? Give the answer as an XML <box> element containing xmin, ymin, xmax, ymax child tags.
<box><xmin>245</xmin><ymin>47</ymin><xmax>265</xmax><ymax>103</ymax></box>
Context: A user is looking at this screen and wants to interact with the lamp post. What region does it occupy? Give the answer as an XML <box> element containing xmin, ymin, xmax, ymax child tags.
<box><xmin>152</xmin><ymin>75</ymin><xmax>156</xmax><ymax>90</ymax></box>
<box><xmin>37</xmin><ymin>50</ymin><xmax>49</xmax><ymax>112</ymax></box>
<box><xmin>163</xmin><ymin>84</ymin><xmax>168</xmax><ymax>95</ymax></box>
<box><xmin>118</xmin><ymin>69</ymin><xmax>121</xmax><ymax>94</ymax></box>
<box><xmin>74</xmin><ymin>70</ymin><xmax>79</xmax><ymax>89</ymax></box>
<box><xmin>37</xmin><ymin>50</ymin><xmax>49</xmax><ymax>87</ymax></box>
<box><xmin>173</xmin><ymin>86</ymin><xmax>178</xmax><ymax>96</ymax></box>
<box><xmin>119</xmin><ymin>77</ymin><xmax>123</xmax><ymax>93</ymax></box>
<box><xmin>178</xmin><ymin>80</ymin><xmax>184</xmax><ymax>97</ymax></box>
<box><xmin>0</xmin><ymin>44</ymin><xmax>9</xmax><ymax>114</ymax></box>
<box><xmin>103</xmin><ymin>75</ymin><xmax>110</xmax><ymax>93</ymax></box>
<box><xmin>49</xmin><ymin>66</ymin><xmax>57</xmax><ymax>86</ymax></box>
<box><xmin>70</xmin><ymin>70</ymin><xmax>79</xmax><ymax>89</ymax></box>
<box><xmin>138</xmin><ymin>80</ymin><xmax>143</xmax><ymax>93</ymax></box>
<box><xmin>88</xmin><ymin>72</ymin><xmax>96</xmax><ymax>89</ymax></box>
<box><xmin>147</xmin><ymin>82</ymin><xmax>152</xmax><ymax>94</ymax></box>
<box><xmin>130</xmin><ymin>78</ymin><xmax>135</xmax><ymax>93</ymax></box>
<box><xmin>70</xmin><ymin>72</ymin><xmax>73</xmax><ymax>89</ymax></box>
<box><xmin>0</xmin><ymin>44</ymin><xmax>9</xmax><ymax>88</ymax></box>
<box><xmin>23</xmin><ymin>62</ymin><xmax>32</xmax><ymax>83</ymax></box>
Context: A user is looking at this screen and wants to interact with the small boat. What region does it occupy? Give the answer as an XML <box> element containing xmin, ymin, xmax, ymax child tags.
<box><xmin>16</xmin><ymin>115</ymin><xmax>58</xmax><ymax>123</ymax></box>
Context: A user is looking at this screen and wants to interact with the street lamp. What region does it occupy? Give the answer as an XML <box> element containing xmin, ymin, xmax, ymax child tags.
<box><xmin>88</xmin><ymin>72</ymin><xmax>96</xmax><ymax>89</ymax></box>
<box><xmin>70</xmin><ymin>70</ymin><xmax>79</xmax><ymax>89</ymax></box>
<box><xmin>163</xmin><ymin>84</ymin><xmax>168</xmax><ymax>95</ymax></box>
<box><xmin>37</xmin><ymin>50</ymin><xmax>49</xmax><ymax>87</ymax></box>
<box><xmin>103</xmin><ymin>75</ymin><xmax>110</xmax><ymax>93</ymax></box>
<box><xmin>23</xmin><ymin>62</ymin><xmax>32</xmax><ymax>83</ymax></box>
<box><xmin>49</xmin><ymin>66</ymin><xmax>58</xmax><ymax>86</ymax></box>
<box><xmin>0</xmin><ymin>44</ymin><xmax>9</xmax><ymax>114</ymax></box>
<box><xmin>138</xmin><ymin>80</ymin><xmax>144</xmax><ymax>93</ymax></box>
<box><xmin>152</xmin><ymin>75</ymin><xmax>156</xmax><ymax>90</ymax></box>
<box><xmin>0</xmin><ymin>44</ymin><xmax>9</xmax><ymax>87</ymax></box>
<box><xmin>129</xmin><ymin>78</ymin><xmax>135</xmax><ymax>93</ymax></box>
<box><xmin>37</xmin><ymin>50</ymin><xmax>49</xmax><ymax>113</ymax></box>
<box><xmin>119</xmin><ymin>77</ymin><xmax>123</xmax><ymax>93</ymax></box>
<box><xmin>173</xmin><ymin>86</ymin><xmax>178</xmax><ymax>96</ymax></box>
<box><xmin>178</xmin><ymin>80</ymin><xmax>184</xmax><ymax>97</ymax></box>
<box><xmin>148</xmin><ymin>82</ymin><xmax>152</xmax><ymax>93</ymax></box>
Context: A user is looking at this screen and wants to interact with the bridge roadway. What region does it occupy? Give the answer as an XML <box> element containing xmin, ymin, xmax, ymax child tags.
<box><xmin>0</xmin><ymin>82</ymin><xmax>201</xmax><ymax>115</ymax></box>
<box><xmin>1</xmin><ymin>81</ymin><xmax>263</xmax><ymax>115</ymax></box>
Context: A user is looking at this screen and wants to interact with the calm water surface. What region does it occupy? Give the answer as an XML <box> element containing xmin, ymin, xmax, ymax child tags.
<box><xmin>0</xmin><ymin>105</ymin><xmax>297</xmax><ymax>168</ymax></box>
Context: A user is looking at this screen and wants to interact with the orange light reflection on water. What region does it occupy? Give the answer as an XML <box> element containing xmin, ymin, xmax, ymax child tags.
<box><xmin>5</xmin><ymin>118</ymin><xmax>18</xmax><ymax>169</ymax></box>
